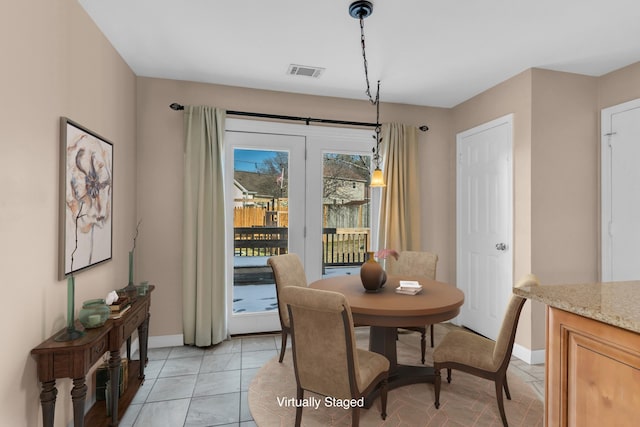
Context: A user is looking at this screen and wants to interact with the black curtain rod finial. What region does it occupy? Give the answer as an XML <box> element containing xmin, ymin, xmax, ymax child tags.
<box><xmin>170</xmin><ymin>103</ymin><xmax>184</xmax><ymax>111</ymax></box>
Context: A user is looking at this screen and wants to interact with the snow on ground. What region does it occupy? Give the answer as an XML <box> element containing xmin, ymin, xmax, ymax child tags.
<box><xmin>232</xmin><ymin>264</ymin><xmax>359</xmax><ymax>313</ymax></box>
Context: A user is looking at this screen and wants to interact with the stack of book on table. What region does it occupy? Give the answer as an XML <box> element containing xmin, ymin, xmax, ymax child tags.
<box><xmin>95</xmin><ymin>358</ymin><xmax>128</xmax><ymax>401</ymax></box>
<box><xmin>109</xmin><ymin>297</ymin><xmax>131</xmax><ymax>319</ymax></box>
<box><xmin>395</xmin><ymin>280</ymin><xmax>423</xmax><ymax>295</ymax></box>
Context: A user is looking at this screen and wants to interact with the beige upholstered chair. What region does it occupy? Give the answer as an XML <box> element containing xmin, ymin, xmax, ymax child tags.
<box><xmin>267</xmin><ymin>253</ymin><xmax>307</xmax><ymax>363</ymax></box>
<box><xmin>433</xmin><ymin>274</ymin><xmax>539</xmax><ymax>427</ymax></box>
<box><xmin>386</xmin><ymin>250</ymin><xmax>438</xmax><ymax>363</ymax></box>
<box><xmin>281</xmin><ymin>286</ymin><xmax>389</xmax><ymax>427</ymax></box>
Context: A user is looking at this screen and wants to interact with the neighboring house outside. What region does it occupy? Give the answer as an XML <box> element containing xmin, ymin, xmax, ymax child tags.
<box><xmin>234</xmin><ymin>170</ymin><xmax>284</xmax><ymax>208</ymax></box>
<box><xmin>233</xmin><ymin>164</ymin><xmax>371</xmax><ymax>229</ymax></box>
<box><xmin>232</xmin><ymin>179</ymin><xmax>257</xmax><ymax>208</ymax></box>
<box><xmin>323</xmin><ymin>157</ymin><xmax>371</xmax><ymax>230</ymax></box>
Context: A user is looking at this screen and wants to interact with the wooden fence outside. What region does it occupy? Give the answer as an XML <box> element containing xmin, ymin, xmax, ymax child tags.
<box><xmin>233</xmin><ymin>206</ymin><xmax>369</xmax><ymax>267</ymax></box>
<box><xmin>234</xmin><ymin>206</ymin><xmax>289</xmax><ymax>228</ymax></box>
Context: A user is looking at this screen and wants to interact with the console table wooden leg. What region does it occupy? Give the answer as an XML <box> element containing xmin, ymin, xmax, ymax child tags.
<box><xmin>71</xmin><ymin>377</ymin><xmax>87</xmax><ymax>427</ymax></box>
<box><xmin>108</xmin><ymin>350</ymin><xmax>121</xmax><ymax>426</ymax></box>
<box><xmin>137</xmin><ymin>313</ymin><xmax>150</xmax><ymax>380</ymax></box>
<box><xmin>40</xmin><ymin>380</ymin><xmax>57</xmax><ymax>427</ymax></box>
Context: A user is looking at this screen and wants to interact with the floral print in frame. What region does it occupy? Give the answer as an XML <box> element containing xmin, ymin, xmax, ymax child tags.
<box><xmin>59</xmin><ymin>117</ymin><xmax>113</xmax><ymax>279</ymax></box>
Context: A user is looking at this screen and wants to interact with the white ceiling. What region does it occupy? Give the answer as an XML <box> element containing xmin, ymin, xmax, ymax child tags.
<box><xmin>79</xmin><ymin>0</ymin><xmax>640</xmax><ymax>108</ymax></box>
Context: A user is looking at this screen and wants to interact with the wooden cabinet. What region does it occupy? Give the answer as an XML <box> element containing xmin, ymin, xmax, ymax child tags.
<box><xmin>546</xmin><ymin>307</ymin><xmax>640</xmax><ymax>427</ymax></box>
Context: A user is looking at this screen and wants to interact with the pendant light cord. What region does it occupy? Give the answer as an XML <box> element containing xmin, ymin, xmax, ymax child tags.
<box><xmin>357</xmin><ymin>12</ymin><xmax>383</xmax><ymax>169</ymax></box>
<box><xmin>359</xmin><ymin>15</ymin><xmax>379</xmax><ymax>106</ymax></box>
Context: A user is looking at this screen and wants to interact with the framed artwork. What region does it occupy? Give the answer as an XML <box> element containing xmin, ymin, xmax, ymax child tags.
<box><xmin>59</xmin><ymin>117</ymin><xmax>113</xmax><ymax>279</ymax></box>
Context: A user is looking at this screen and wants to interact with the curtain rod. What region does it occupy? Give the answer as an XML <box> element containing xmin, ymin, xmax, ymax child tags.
<box><xmin>169</xmin><ymin>103</ymin><xmax>429</xmax><ymax>132</ymax></box>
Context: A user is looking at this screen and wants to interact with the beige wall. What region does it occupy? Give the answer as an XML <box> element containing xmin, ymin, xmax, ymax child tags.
<box><xmin>0</xmin><ymin>1</ymin><xmax>136</xmax><ymax>426</ymax></box>
<box><xmin>531</xmin><ymin>69</ymin><xmax>599</xmax><ymax>285</ymax></box>
<box><xmin>529</xmin><ymin>69</ymin><xmax>599</xmax><ymax>349</ymax></box>
<box><xmin>598</xmin><ymin>62</ymin><xmax>640</xmax><ymax>109</ymax></box>
<box><xmin>135</xmin><ymin>77</ymin><xmax>453</xmax><ymax>337</ymax></box>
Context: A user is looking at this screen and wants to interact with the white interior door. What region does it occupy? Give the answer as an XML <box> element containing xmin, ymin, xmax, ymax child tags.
<box><xmin>601</xmin><ymin>98</ymin><xmax>640</xmax><ymax>281</ymax></box>
<box><xmin>457</xmin><ymin>114</ymin><xmax>513</xmax><ymax>340</ymax></box>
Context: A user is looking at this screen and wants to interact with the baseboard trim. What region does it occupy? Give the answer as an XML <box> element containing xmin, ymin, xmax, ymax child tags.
<box><xmin>149</xmin><ymin>334</ymin><xmax>184</xmax><ymax>348</ymax></box>
<box><xmin>513</xmin><ymin>343</ymin><xmax>545</xmax><ymax>365</ymax></box>
<box><xmin>147</xmin><ymin>334</ymin><xmax>547</xmax><ymax>364</ymax></box>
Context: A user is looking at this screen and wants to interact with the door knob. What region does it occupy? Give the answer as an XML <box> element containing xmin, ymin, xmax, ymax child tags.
<box><xmin>496</xmin><ymin>243</ymin><xmax>507</xmax><ymax>251</ymax></box>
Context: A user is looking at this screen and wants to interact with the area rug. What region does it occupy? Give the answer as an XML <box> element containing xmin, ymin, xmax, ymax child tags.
<box><xmin>248</xmin><ymin>325</ymin><xmax>543</xmax><ymax>426</ymax></box>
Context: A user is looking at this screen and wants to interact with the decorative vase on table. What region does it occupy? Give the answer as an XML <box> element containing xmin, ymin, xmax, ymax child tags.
<box><xmin>360</xmin><ymin>251</ymin><xmax>387</xmax><ymax>292</ymax></box>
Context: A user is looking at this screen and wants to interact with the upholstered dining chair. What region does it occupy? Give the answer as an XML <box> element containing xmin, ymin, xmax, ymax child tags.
<box><xmin>386</xmin><ymin>250</ymin><xmax>438</xmax><ymax>363</ymax></box>
<box><xmin>281</xmin><ymin>286</ymin><xmax>389</xmax><ymax>427</ymax></box>
<box><xmin>267</xmin><ymin>253</ymin><xmax>307</xmax><ymax>363</ymax></box>
<box><xmin>432</xmin><ymin>274</ymin><xmax>539</xmax><ymax>427</ymax></box>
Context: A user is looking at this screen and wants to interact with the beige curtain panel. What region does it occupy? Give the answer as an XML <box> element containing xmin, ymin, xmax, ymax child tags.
<box><xmin>377</xmin><ymin>123</ymin><xmax>422</xmax><ymax>252</ymax></box>
<box><xmin>182</xmin><ymin>106</ymin><xmax>227</xmax><ymax>347</ymax></box>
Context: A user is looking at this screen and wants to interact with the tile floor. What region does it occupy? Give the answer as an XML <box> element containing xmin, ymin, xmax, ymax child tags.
<box><xmin>120</xmin><ymin>329</ymin><xmax>545</xmax><ymax>427</ymax></box>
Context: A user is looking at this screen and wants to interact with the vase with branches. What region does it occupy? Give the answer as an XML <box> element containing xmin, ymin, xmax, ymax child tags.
<box><xmin>55</xmin><ymin>202</ymin><xmax>86</xmax><ymax>341</ymax></box>
<box><xmin>122</xmin><ymin>220</ymin><xmax>142</xmax><ymax>300</ymax></box>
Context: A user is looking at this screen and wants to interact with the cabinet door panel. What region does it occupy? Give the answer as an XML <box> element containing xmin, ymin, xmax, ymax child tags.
<box><xmin>567</xmin><ymin>333</ymin><xmax>640</xmax><ymax>427</ymax></box>
<box><xmin>546</xmin><ymin>307</ymin><xmax>640</xmax><ymax>427</ymax></box>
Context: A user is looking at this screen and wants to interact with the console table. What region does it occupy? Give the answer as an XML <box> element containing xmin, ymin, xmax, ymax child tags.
<box><xmin>31</xmin><ymin>285</ymin><xmax>154</xmax><ymax>427</ymax></box>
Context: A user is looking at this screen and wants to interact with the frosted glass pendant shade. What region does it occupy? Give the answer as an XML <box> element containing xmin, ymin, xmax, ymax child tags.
<box><xmin>370</xmin><ymin>168</ymin><xmax>386</xmax><ymax>187</ymax></box>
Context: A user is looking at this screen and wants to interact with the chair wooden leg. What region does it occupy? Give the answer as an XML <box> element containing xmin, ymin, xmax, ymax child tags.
<box><xmin>434</xmin><ymin>368</ymin><xmax>441</xmax><ymax>409</ymax></box>
<box><xmin>351</xmin><ymin>407</ymin><xmax>360</xmax><ymax>427</ymax></box>
<box><xmin>503</xmin><ymin>375</ymin><xmax>511</xmax><ymax>400</ymax></box>
<box><xmin>379</xmin><ymin>378</ymin><xmax>388</xmax><ymax>420</ymax></box>
<box><xmin>295</xmin><ymin>387</ymin><xmax>303</xmax><ymax>427</ymax></box>
<box><xmin>278</xmin><ymin>331</ymin><xmax>287</xmax><ymax>363</ymax></box>
<box><xmin>494</xmin><ymin>379</ymin><xmax>508</xmax><ymax>427</ymax></box>
<box><xmin>430</xmin><ymin>324</ymin><xmax>435</xmax><ymax>348</ymax></box>
<box><xmin>446</xmin><ymin>368</ymin><xmax>452</xmax><ymax>383</ymax></box>
<box><xmin>420</xmin><ymin>329</ymin><xmax>426</xmax><ymax>364</ymax></box>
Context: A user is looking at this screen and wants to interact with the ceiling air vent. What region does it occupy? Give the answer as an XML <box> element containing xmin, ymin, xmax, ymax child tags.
<box><xmin>287</xmin><ymin>64</ymin><xmax>324</xmax><ymax>78</ymax></box>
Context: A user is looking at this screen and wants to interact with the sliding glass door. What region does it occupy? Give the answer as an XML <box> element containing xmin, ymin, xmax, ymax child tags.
<box><xmin>225</xmin><ymin>127</ymin><xmax>305</xmax><ymax>334</ymax></box>
<box><xmin>305</xmin><ymin>138</ymin><xmax>380</xmax><ymax>281</ymax></box>
<box><xmin>225</xmin><ymin>119</ymin><xmax>377</xmax><ymax>334</ymax></box>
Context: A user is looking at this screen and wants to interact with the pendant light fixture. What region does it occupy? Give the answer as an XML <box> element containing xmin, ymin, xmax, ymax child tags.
<box><xmin>349</xmin><ymin>0</ymin><xmax>386</xmax><ymax>187</ymax></box>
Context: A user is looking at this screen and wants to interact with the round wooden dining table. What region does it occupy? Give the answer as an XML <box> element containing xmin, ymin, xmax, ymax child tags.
<box><xmin>310</xmin><ymin>274</ymin><xmax>464</xmax><ymax>404</ymax></box>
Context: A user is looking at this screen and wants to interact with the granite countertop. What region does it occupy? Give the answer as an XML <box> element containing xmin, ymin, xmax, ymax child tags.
<box><xmin>513</xmin><ymin>281</ymin><xmax>640</xmax><ymax>334</ymax></box>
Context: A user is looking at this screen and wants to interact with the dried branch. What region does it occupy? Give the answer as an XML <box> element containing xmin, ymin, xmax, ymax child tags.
<box><xmin>132</xmin><ymin>219</ymin><xmax>142</xmax><ymax>252</ymax></box>
<box><xmin>71</xmin><ymin>201</ymin><xmax>86</xmax><ymax>274</ymax></box>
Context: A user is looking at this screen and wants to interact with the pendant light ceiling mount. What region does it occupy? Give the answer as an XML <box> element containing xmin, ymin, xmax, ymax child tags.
<box><xmin>349</xmin><ymin>1</ymin><xmax>373</xmax><ymax>20</ymax></box>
